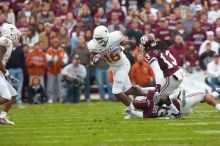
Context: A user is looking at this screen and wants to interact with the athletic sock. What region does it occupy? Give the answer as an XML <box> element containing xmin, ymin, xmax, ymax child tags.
<box><xmin>128</xmin><ymin>103</ymin><xmax>135</xmax><ymax>110</ymax></box>
<box><xmin>215</xmin><ymin>104</ymin><xmax>220</xmax><ymax>111</ymax></box>
<box><xmin>168</xmin><ymin>103</ymin><xmax>179</xmax><ymax>114</ymax></box>
<box><xmin>130</xmin><ymin>110</ymin><xmax>144</xmax><ymax>118</ymax></box>
<box><xmin>0</xmin><ymin>111</ymin><xmax>7</xmax><ymax>118</ymax></box>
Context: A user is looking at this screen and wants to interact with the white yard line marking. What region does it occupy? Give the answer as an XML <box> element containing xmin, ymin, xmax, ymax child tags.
<box><xmin>0</xmin><ymin>137</ymin><xmax>219</xmax><ymax>144</ymax></box>
<box><xmin>194</xmin><ymin>130</ymin><xmax>220</xmax><ymax>134</ymax></box>
<box><xmin>169</xmin><ymin>121</ymin><xmax>220</xmax><ymax>126</ymax></box>
<box><xmin>193</xmin><ymin>110</ymin><xmax>218</xmax><ymax>113</ymax></box>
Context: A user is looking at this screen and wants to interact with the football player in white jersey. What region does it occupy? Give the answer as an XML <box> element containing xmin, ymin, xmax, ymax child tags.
<box><xmin>0</xmin><ymin>23</ymin><xmax>21</xmax><ymax>125</ymax></box>
<box><xmin>87</xmin><ymin>25</ymin><xmax>155</xmax><ymax>119</ymax></box>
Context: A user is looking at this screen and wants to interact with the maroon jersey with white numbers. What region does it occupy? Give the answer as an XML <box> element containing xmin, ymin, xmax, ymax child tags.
<box><xmin>133</xmin><ymin>91</ymin><xmax>180</xmax><ymax>118</ymax></box>
<box><xmin>143</xmin><ymin>98</ymin><xmax>180</xmax><ymax>118</ymax></box>
<box><xmin>145</xmin><ymin>49</ymin><xmax>179</xmax><ymax>78</ymax></box>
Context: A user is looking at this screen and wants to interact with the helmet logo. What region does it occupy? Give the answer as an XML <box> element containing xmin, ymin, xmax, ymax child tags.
<box><xmin>141</xmin><ymin>36</ymin><xmax>148</xmax><ymax>45</ymax></box>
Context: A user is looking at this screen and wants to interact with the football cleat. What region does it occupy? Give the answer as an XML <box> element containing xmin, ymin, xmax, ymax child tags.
<box><xmin>124</xmin><ymin>107</ymin><xmax>133</xmax><ymax>120</ymax></box>
<box><xmin>178</xmin><ymin>90</ymin><xmax>186</xmax><ymax>107</ymax></box>
<box><xmin>0</xmin><ymin>117</ymin><xmax>15</xmax><ymax>125</ymax></box>
<box><xmin>124</xmin><ymin>113</ymin><xmax>132</xmax><ymax>120</ymax></box>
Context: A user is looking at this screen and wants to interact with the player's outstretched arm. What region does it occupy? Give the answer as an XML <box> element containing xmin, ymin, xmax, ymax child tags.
<box><xmin>120</xmin><ymin>38</ymin><xmax>137</xmax><ymax>51</ymax></box>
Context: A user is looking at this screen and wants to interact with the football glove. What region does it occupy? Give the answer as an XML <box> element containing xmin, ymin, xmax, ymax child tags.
<box><xmin>90</xmin><ymin>54</ymin><xmax>101</xmax><ymax>66</ymax></box>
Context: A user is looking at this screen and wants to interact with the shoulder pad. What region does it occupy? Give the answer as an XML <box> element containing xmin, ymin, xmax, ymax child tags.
<box><xmin>109</xmin><ymin>31</ymin><xmax>124</xmax><ymax>44</ymax></box>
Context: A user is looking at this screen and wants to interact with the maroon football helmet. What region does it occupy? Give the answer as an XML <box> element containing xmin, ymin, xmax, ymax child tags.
<box><xmin>133</xmin><ymin>90</ymin><xmax>155</xmax><ymax>110</ymax></box>
<box><xmin>139</xmin><ymin>34</ymin><xmax>157</xmax><ymax>52</ymax></box>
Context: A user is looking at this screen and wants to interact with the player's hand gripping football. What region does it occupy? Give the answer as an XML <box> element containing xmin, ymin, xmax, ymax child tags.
<box><xmin>90</xmin><ymin>54</ymin><xmax>102</xmax><ymax>66</ymax></box>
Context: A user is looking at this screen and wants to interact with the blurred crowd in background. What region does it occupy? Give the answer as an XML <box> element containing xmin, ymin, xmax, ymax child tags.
<box><xmin>1</xmin><ymin>0</ymin><xmax>220</xmax><ymax>104</ymax></box>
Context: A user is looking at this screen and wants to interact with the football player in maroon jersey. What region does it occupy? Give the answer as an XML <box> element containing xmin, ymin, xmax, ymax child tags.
<box><xmin>139</xmin><ymin>34</ymin><xmax>185</xmax><ymax>117</ymax></box>
<box><xmin>131</xmin><ymin>90</ymin><xmax>220</xmax><ymax>119</ymax></box>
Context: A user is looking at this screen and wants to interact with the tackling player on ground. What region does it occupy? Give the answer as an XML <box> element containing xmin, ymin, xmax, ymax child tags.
<box><xmin>0</xmin><ymin>23</ymin><xmax>21</xmax><ymax>125</ymax></box>
<box><xmin>87</xmin><ymin>26</ymin><xmax>155</xmax><ymax>119</ymax></box>
<box><xmin>131</xmin><ymin>90</ymin><xmax>220</xmax><ymax>118</ymax></box>
<box><xmin>139</xmin><ymin>34</ymin><xmax>185</xmax><ymax>117</ymax></box>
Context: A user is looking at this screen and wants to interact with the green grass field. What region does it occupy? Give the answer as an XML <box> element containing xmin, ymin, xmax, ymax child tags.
<box><xmin>0</xmin><ymin>101</ymin><xmax>220</xmax><ymax>146</ymax></box>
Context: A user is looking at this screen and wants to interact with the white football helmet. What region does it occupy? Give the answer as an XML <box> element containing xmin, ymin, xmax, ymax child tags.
<box><xmin>93</xmin><ymin>25</ymin><xmax>109</xmax><ymax>46</ymax></box>
<box><xmin>1</xmin><ymin>23</ymin><xmax>21</xmax><ymax>43</ymax></box>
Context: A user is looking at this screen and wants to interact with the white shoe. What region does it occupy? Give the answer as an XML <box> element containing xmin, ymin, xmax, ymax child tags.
<box><xmin>124</xmin><ymin>114</ymin><xmax>132</xmax><ymax>120</ymax></box>
<box><xmin>124</xmin><ymin>107</ymin><xmax>132</xmax><ymax>120</ymax></box>
<box><xmin>178</xmin><ymin>90</ymin><xmax>186</xmax><ymax>107</ymax></box>
<box><xmin>0</xmin><ymin>117</ymin><xmax>15</xmax><ymax>125</ymax></box>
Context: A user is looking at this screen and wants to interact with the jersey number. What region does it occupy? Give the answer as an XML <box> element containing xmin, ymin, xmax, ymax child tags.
<box><xmin>160</xmin><ymin>50</ymin><xmax>177</xmax><ymax>69</ymax></box>
<box><xmin>103</xmin><ymin>54</ymin><xmax>121</xmax><ymax>62</ymax></box>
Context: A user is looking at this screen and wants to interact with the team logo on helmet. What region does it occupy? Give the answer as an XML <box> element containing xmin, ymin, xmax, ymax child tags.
<box><xmin>140</xmin><ymin>34</ymin><xmax>156</xmax><ymax>52</ymax></box>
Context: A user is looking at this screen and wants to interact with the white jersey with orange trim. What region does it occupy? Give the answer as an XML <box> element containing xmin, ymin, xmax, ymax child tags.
<box><xmin>0</xmin><ymin>36</ymin><xmax>13</xmax><ymax>65</ymax></box>
<box><xmin>87</xmin><ymin>31</ymin><xmax>129</xmax><ymax>67</ymax></box>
